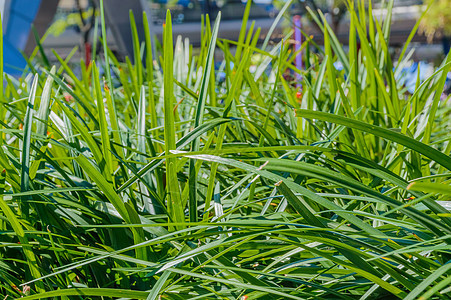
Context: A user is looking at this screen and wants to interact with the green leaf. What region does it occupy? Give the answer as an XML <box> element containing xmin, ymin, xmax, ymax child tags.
<box><xmin>92</xmin><ymin>63</ymin><xmax>113</xmax><ymax>182</ymax></box>
<box><xmin>407</xmin><ymin>182</ymin><xmax>451</xmax><ymax>195</ymax></box>
<box><xmin>20</xmin><ymin>74</ymin><xmax>39</xmax><ymax>217</ymax></box>
<box><xmin>146</xmin><ymin>270</ymin><xmax>172</xmax><ymax>300</ymax></box>
<box><xmin>188</xmin><ymin>12</ymin><xmax>221</xmax><ymax>223</ymax></box>
<box><xmin>404</xmin><ymin>263</ymin><xmax>451</xmax><ymax>300</ymax></box>
<box><xmin>296</xmin><ymin>109</ymin><xmax>451</xmax><ymax>171</ymax></box>
<box><xmin>163</xmin><ymin>10</ymin><xmax>184</xmax><ymax>228</ymax></box>
<box><xmin>20</xmin><ymin>288</ymin><xmax>149</xmax><ymax>299</ymax></box>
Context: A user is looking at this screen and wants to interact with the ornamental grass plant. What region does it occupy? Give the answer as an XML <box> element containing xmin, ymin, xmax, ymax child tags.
<box><xmin>0</xmin><ymin>0</ymin><xmax>450</xmax><ymax>299</ymax></box>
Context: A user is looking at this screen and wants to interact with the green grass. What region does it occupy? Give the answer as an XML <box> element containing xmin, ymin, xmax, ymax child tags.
<box><xmin>0</xmin><ymin>0</ymin><xmax>451</xmax><ymax>299</ymax></box>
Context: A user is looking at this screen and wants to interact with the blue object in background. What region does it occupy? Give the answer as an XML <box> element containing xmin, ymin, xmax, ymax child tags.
<box><xmin>3</xmin><ymin>0</ymin><xmax>42</xmax><ymax>75</ymax></box>
<box><xmin>155</xmin><ymin>0</ymin><xmax>191</xmax><ymax>7</ymax></box>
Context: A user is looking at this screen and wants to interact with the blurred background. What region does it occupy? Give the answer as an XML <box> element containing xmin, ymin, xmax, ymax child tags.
<box><xmin>1</xmin><ymin>0</ymin><xmax>450</xmax><ymax>75</ymax></box>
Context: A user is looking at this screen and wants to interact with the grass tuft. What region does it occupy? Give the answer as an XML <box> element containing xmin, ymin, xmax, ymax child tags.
<box><xmin>0</xmin><ymin>1</ymin><xmax>450</xmax><ymax>299</ymax></box>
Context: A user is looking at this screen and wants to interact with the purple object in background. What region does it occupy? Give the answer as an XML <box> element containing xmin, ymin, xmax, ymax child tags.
<box><xmin>293</xmin><ymin>15</ymin><xmax>302</xmax><ymax>88</ymax></box>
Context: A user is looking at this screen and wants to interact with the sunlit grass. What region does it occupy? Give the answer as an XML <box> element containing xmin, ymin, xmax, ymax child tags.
<box><xmin>0</xmin><ymin>0</ymin><xmax>450</xmax><ymax>299</ymax></box>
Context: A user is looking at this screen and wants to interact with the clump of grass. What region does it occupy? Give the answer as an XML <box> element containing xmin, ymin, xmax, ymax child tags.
<box><xmin>0</xmin><ymin>0</ymin><xmax>450</xmax><ymax>299</ymax></box>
